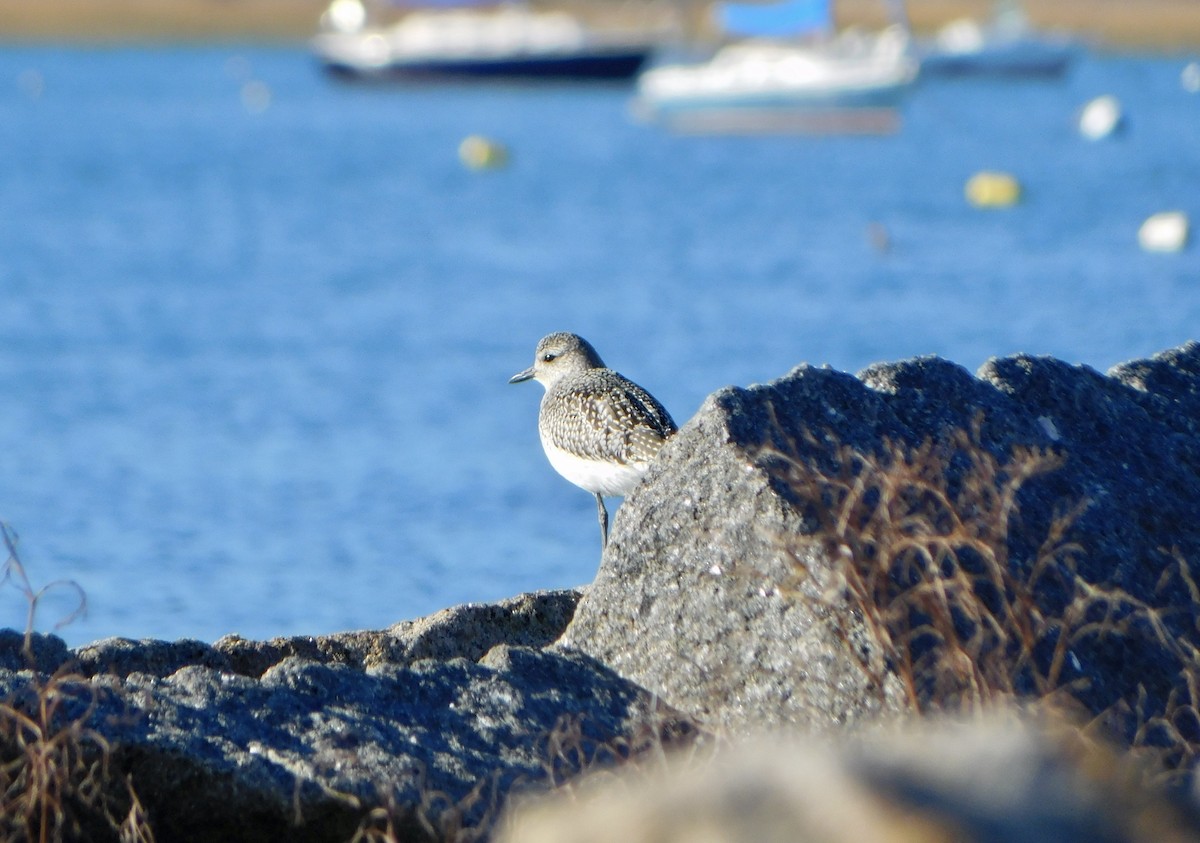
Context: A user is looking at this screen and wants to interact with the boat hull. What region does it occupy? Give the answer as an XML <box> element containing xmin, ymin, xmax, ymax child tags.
<box><xmin>634</xmin><ymin>79</ymin><xmax>911</xmax><ymax>113</ymax></box>
<box><xmin>633</xmin><ymin>33</ymin><xmax>918</xmax><ymax>132</ymax></box>
<box><xmin>920</xmin><ymin>38</ymin><xmax>1076</xmax><ymax>77</ymax></box>
<box><xmin>320</xmin><ymin>48</ymin><xmax>651</xmax><ymax>81</ymax></box>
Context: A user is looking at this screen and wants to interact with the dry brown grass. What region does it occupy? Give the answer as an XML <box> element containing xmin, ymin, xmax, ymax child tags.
<box><xmin>538</xmin><ymin>704</ymin><xmax>705</xmax><ymax>795</ymax></box>
<box><xmin>489</xmin><ymin>705</ymin><xmax>708</xmax><ymax>841</ymax></box>
<box><xmin>0</xmin><ymin>524</ymin><xmax>154</xmax><ymax>843</ymax></box>
<box><xmin>343</xmin><ymin>703</ymin><xmax>700</xmax><ymax>843</ymax></box>
<box><xmin>760</xmin><ymin>413</ymin><xmax>1200</xmax><ymax>780</ymax></box>
<box><xmin>345</xmin><ymin>768</ymin><xmax>503</xmax><ymax>843</ymax></box>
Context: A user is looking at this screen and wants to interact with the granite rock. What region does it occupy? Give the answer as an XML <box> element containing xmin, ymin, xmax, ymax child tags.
<box><xmin>0</xmin><ymin>589</ymin><xmax>691</xmax><ymax>842</ymax></box>
<box><xmin>560</xmin><ymin>342</ymin><xmax>1200</xmax><ymax>738</ymax></box>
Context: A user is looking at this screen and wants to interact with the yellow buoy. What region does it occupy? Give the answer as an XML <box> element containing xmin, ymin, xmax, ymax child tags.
<box><xmin>458</xmin><ymin>135</ymin><xmax>509</xmax><ymax>170</ymax></box>
<box><xmin>965</xmin><ymin>171</ymin><xmax>1021</xmax><ymax>208</ymax></box>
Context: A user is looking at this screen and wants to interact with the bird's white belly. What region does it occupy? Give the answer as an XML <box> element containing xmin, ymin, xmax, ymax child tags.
<box><xmin>541</xmin><ymin>441</ymin><xmax>646</xmax><ymax>497</ymax></box>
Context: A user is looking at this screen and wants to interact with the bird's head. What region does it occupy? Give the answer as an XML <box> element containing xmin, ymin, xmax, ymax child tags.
<box><xmin>509</xmin><ymin>332</ymin><xmax>605</xmax><ymax>390</ymax></box>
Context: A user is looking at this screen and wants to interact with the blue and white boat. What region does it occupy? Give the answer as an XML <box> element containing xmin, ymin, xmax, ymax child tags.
<box><xmin>632</xmin><ymin>0</ymin><xmax>918</xmax><ymax>133</ymax></box>
<box><xmin>313</xmin><ymin>0</ymin><xmax>664</xmax><ymax>82</ymax></box>
<box><xmin>918</xmin><ymin>0</ymin><xmax>1078</xmax><ymax>77</ymax></box>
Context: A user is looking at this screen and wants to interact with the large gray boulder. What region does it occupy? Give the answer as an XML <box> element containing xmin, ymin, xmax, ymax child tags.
<box><xmin>0</xmin><ymin>590</ymin><xmax>695</xmax><ymax>843</ymax></box>
<box><xmin>560</xmin><ymin>342</ymin><xmax>1200</xmax><ymax>745</ymax></box>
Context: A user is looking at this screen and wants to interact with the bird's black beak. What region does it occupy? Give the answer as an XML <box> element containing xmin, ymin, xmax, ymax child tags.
<box><xmin>508</xmin><ymin>367</ymin><xmax>535</xmax><ymax>384</ymax></box>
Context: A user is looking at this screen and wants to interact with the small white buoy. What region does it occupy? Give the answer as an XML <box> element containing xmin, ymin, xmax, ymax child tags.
<box><xmin>1078</xmin><ymin>95</ymin><xmax>1124</xmax><ymax>140</ymax></box>
<box><xmin>965</xmin><ymin>171</ymin><xmax>1021</xmax><ymax>208</ymax></box>
<box><xmin>458</xmin><ymin>135</ymin><xmax>509</xmax><ymax>170</ymax></box>
<box><xmin>1138</xmin><ymin>211</ymin><xmax>1190</xmax><ymax>253</ymax></box>
<box><xmin>241</xmin><ymin>80</ymin><xmax>272</xmax><ymax>114</ymax></box>
<box><xmin>1182</xmin><ymin>61</ymin><xmax>1200</xmax><ymax>93</ymax></box>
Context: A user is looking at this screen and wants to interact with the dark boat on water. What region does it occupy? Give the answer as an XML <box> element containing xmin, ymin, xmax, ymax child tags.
<box><xmin>313</xmin><ymin>0</ymin><xmax>663</xmax><ymax>81</ymax></box>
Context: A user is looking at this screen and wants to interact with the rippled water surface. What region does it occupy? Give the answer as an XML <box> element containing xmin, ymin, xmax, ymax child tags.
<box><xmin>0</xmin><ymin>46</ymin><xmax>1197</xmax><ymax>645</ymax></box>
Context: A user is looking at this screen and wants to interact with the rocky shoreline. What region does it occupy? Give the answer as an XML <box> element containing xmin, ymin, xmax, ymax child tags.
<box><xmin>3</xmin><ymin>341</ymin><xmax>1200</xmax><ymax>841</ymax></box>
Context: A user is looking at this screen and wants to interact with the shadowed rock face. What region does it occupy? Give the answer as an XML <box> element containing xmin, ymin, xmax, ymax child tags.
<box><xmin>96</xmin><ymin>646</ymin><xmax>680</xmax><ymax>842</ymax></box>
<box><xmin>560</xmin><ymin>342</ymin><xmax>1200</xmax><ymax>737</ymax></box>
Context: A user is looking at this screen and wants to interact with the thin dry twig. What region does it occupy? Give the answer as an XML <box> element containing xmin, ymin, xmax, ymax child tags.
<box><xmin>0</xmin><ymin>521</ymin><xmax>155</xmax><ymax>843</ymax></box>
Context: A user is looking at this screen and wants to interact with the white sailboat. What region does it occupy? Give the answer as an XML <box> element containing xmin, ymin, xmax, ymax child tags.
<box><xmin>632</xmin><ymin>0</ymin><xmax>918</xmax><ymax>133</ymax></box>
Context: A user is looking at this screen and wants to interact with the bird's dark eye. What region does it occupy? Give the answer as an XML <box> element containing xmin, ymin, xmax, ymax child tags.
<box><xmin>542</xmin><ymin>352</ymin><xmax>558</xmax><ymax>362</ymax></box>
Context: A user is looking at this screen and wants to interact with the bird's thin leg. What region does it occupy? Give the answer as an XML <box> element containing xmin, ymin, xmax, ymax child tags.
<box><xmin>595</xmin><ymin>493</ymin><xmax>609</xmax><ymax>549</ymax></box>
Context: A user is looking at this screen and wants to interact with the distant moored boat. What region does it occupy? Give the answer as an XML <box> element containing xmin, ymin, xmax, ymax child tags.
<box><xmin>917</xmin><ymin>0</ymin><xmax>1079</xmax><ymax>77</ymax></box>
<box><xmin>631</xmin><ymin>0</ymin><xmax>918</xmax><ymax>134</ymax></box>
<box><xmin>312</xmin><ymin>0</ymin><xmax>665</xmax><ymax>82</ymax></box>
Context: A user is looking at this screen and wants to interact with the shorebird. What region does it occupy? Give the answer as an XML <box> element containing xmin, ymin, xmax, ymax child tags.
<box><xmin>510</xmin><ymin>332</ymin><xmax>677</xmax><ymax>548</ymax></box>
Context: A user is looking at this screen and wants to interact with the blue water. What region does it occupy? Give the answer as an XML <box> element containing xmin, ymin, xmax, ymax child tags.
<box><xmin>0</xmin><ymin>46</ymin><xmax>1197</xmax><ymax>647</ymax></box>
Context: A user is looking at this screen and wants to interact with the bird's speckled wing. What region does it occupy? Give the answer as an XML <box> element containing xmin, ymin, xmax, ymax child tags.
<box><xmin>540</xmin><ymin>369</ymin><xmax>677</xmax><ymax>465</ymax></box>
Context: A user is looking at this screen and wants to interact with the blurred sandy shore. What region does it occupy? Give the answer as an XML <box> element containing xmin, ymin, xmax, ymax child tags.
<box><xmin>842</xmin><ymin>0</ymin><xmax>1200</xmax><ymax>51</ymax></box>
<box><xmin>0</xmin><ymin>0</ymin><xmax>1198</xmax><ymax>49</ymax></box>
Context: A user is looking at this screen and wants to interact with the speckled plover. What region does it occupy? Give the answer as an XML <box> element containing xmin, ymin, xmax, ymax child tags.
<box><xmin>509</xmin><ymin>332</ymin><xmax>677</xmax><ymax>548</ymax></box>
